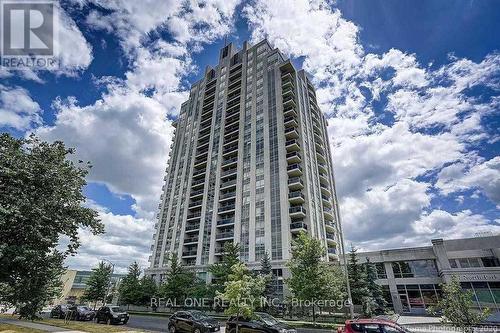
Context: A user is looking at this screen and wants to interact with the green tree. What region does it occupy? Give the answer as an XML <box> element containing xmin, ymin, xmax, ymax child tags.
<box><xmin>259</xmin><ymin>251</ymin><xmax>274</xmax><ymax>309</ymax></box>
<box><xmin>118</xmin><ymin>262</ymin><xmax>142</xmax><ymax>306</ymax></box>
<box><xmin>286</xmin><ymin>232</ymin><xmax>346</xmax><ymax>322</ymax></box>
<box><xmin>364</xmin><ymin>258</ymin><xmax>387</xmax><ymax>315</ymax></box>
<box><xmin>0</xmin><ymin>134</ymin><xmax>103</xmax><ymax>319</ymax></box>
<box><xmin>430</xmin><ymin>277</ymin><xmax>489</xmax><ymax>332</ymax></box>
<box><xmin>159</xmin><ymin>253</ymin><xmax>196</xmax><ymax>306</ymax></box>
<box><xmin>139</xmin><ymin>275</ymin><xmax>158</xmax><ymax>306</ymax></box>
<box><xmin>82</xmin><ymin>261</ymin><xmax>112</xmax><ymax>309</ymax></box>
<box><xmin>209</xmin><ymin>242</ymin><xmax>240</xmax><ymax>294</ymax></box>
<box><xmin>347</xmin><ymin>245</ymin><xmax>369</xmax><ymax>307</ymax></box>
<box><xmin>218</xmin><ymin>262</ymin><xmax>266</xmax><ymax>333</ymax></box>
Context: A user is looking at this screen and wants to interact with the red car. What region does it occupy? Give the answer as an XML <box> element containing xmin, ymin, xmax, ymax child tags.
<box><xmin>337</xmin><ymin>319</ymin><xmax>411</xmax><ymax>333</ymax></box>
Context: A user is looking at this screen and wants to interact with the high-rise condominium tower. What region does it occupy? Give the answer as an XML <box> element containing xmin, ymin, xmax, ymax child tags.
<box><xmin>147</xmin><ymin>40</ymin><xmax>344</xmax><ymax>292</ymax></box>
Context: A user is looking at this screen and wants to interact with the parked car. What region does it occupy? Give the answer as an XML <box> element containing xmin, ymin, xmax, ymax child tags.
<box><xmin>95</xmin><ymin>306</ymin><xmax>129</xmax><ymax>325</ymax></box>
<box><xmin>67</xmin><ymin>305</ymin><xmax>95</xmax><ymax>321</ymax></box>
<box><xmin>337</xmin><ymin>319</ymin><xmax>412</xmax><ymax>333</ymax></box>
<box><xmin>168</xmin><ymin>310</ymin><xmax>220</xmax><ymax>333</ymax></box>
<box><xmin>50</xmin><ymin>304</ymin><xmax>70</xmax><ymax>319</ymax></box>
<box><xmin>226</xmin><ymin>312</ymin><xmax>296</xmax><ymax>333</ymax></box>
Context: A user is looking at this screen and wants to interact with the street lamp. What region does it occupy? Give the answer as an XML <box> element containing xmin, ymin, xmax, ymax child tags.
<box><xmin>101</xmin><ymin>259</ymin><xmax>115</xmax><ymax>305</ymax></box>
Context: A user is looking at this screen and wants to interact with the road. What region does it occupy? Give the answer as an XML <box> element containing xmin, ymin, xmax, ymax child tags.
<box><xmin>124</xmin><ymin>314</ymin><xmax>337</xmax><ymax>333</ymax></box>
<box><xmin>125</xmin><ymin>314</ymin><xmax>171</xmax><ymax>332</ymax></box>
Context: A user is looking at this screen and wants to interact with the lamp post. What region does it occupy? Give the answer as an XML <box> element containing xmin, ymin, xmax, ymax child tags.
<box><xmin>101</xmin><ymin>259</ymin><xmax>115</xmax><ymax>305</ymax></box>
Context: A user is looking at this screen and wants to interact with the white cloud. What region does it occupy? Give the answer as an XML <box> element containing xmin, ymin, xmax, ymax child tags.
<box><xmin>0</xmin><ymin>85</ymin><xmax>42</xmax><ymax>130</ymax></box>
<box><xmin>63</xmin><ymin>205</ymin><xmax>153</xmax><ymax>273</ymax></box>
<box><xmin>436</xmin><ymin>156</ymin><xmax>500</xmax><ymax>205</ymax></box>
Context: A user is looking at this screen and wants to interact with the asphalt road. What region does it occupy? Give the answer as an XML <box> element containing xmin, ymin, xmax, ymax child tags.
<box><xmin>125</xmin><ymin>314</ymin><xmax>171</xmax><ymax>333</ymax></box>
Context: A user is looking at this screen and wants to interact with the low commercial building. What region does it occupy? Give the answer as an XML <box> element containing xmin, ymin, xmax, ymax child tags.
<box><xmin>357</xmin><ymin>235</ymin><xmax>500</xmax><ymax>315</ymax></box>
<box><xmin>53</xmin><ymin>269</ymin><xmax>125</xmax><ymax>305</ymax></box>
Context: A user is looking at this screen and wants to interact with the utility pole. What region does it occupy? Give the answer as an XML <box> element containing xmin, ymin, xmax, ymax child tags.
<box><xmin>333</xmin><ymin>189</ymin><xmax>354</xmax><ymax>319</ymax></box>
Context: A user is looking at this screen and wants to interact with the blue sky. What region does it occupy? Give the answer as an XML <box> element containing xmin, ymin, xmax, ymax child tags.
<box><xmin>1</xmin><ymin>0</ymin><xmax>499</xmax><ymax>272</ymax></box>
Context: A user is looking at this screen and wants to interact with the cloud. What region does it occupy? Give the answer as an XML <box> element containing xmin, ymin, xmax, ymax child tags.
<box><xmin>0</xmin><ymin>85</ymin><xmax>42</xmax><ymax>130</ymax></box>
<box><xmin>63</xmin><ymin>204</ymin><xmax>153</xmax><ymax>273</ymax></box>
<box><xmin>436</xmin><ymin>156</ymin><xmax>500</xmax><ymax>206</ymax></box>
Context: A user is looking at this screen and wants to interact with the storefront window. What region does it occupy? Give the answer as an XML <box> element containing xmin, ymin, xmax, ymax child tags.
<box><xmin>392</xmin><ymin>260</ymin><xmax>438</xmax><ymax>278</ymax></box>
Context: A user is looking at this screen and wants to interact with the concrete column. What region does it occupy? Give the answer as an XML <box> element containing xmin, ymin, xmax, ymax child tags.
<box><xmin>384</xmin><ymin>262</ymin><xmax>402</xmax><ymax>313</ymax></box>
<box><xmin>431</xmin><ymin>238</ymin><xmax>451</xmax><ymax>271</ymax></box>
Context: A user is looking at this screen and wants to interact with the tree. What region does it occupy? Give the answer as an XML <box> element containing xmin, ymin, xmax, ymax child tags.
<box><xmin>430</xmin><ymin>277</ymin><xmax>489</xmax><ymax>332</ymax></box>
<box><xmin>82</xmin><ymin>261</ymin><xmax>112</xmax><ymax>309</ymax></box>
<box><xmin>347</xmin><ymin>245</ymin><xmax>369</xmax><ymax>307</ymax></box>
<box><xmin>286</xmin><ymin>232</ymin><xmax>346</xmax><ymax>322</ymax></box>
<box><xmin>209</xmin><ymin>242</ymin><xmax>240</xmax><ymax>294</ymax></box>
<box><xmin>118</xmin><ymin>262</ymin><xmax>142</xmax><ymax>306</ymax></box>
<box><xmin>259</xmin><ymin>251</ymin><xmax>274</xmax><ymax>309</ymax></box>
<box><xmin>218</xmin><ymin>262</ymin><xmax>266</xmax><ymax>333</ymax></box>
<box><xmin>0</xmin><ymin>134</ymin><xmax>103</xmax><ymax>319</ymax></box>
<box><xmin>139</xmin><ymin>276</ymin><xmax>158</xmax><ymax>306</ymax></box>
<box><xmin>364</xmin><ymin>258</ymin><xmax>387</xmax><ymax>315</ymax></box>
<box><xmin>159</xmin><ymin>253</ymin><xmax>196</xmax><ymax>306</ymax></box>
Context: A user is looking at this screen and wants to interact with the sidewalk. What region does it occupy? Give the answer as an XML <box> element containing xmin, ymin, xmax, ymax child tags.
<box><xmin>0</xmin><ymin>317</ymin><xmax>79</xmax><ymax>332</ymax></box>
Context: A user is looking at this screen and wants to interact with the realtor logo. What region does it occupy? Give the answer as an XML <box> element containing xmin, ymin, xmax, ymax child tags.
<box><xmin>0</xmin><ymin>0</ymin><xmax>58</xmax><ymax>69</ymax></box>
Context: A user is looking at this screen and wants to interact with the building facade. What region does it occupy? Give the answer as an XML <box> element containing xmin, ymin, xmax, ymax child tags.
<box><xmin>357</xmin><ymin>235</ymin><xmax>500</xmax><ymax>315</ymax></box>
<box><xmin>147</xmin><ymin>40</ymin><xmax>343</xmax><ymax>289</ymax></box>
<box><xmin>53</xmin><ymin>270</ymin><xmax>124</xmax><ymax>305</ymax></box>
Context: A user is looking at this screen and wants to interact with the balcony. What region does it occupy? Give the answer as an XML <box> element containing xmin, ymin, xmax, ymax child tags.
<box><xmin>286</xmin><ymin>151</ymin><xmax>301</xmax><ymax>164</ymax></box>
<box><xmin>318</xmin><ymin>173</ymin><xmax>329</xmax><ymax>185</ymax></box>
<box><xmin>325</xmin><ymin>220</ymin><xmax>336</xmax><ymax>231</ymax></box>
<box><xmin>284</xmin><ymin>127</ymin><xmax>299</xmax><ymax>139</ymax></box>
<box><xmin>182</xmin><ymin>249</ymin><xmax>197</xmax><ymax>258</ymax></box>
<box><xmin>283</xmin><ymin>106</ymin><xmax>298</xmax><ymax>118</ymax></box>
<box><xmin>328</xmin><ymin>247</ymin><xmax>337</xmax><ymax>258</ymax></box>
<box><xmin>190</xmin><ymin>189</ymin><xmax>204</xmax><ymax>199</ymax></box>
<box><xmin>216</xmin><ymin>230</ymin><xmax>234</xmax><ymax>240</ymax></box>
<box><xmin>284</xmin><ymin>116</ymin><xmax>298</xmax><ymax>128</ymax></box>
<box><xmin>217</xmin><ymin>218</ymin><xmax>235</xmax><ymax>227</ymax></box>
<box><xmin>184</xmin><ymin>236</ymin><xmax>199</xmax><ymax>245</ymax></box>
<box><xmin>290</xmin><ymin>221</ymin><xmax>308</xmax><ymax>234</ymax></box>
<box><xmin>289</xmin><ymin>205</ymin><xmax>306</xmax><ymax>218</ymax></box>
<box><xmin>192</xmin><ymin>169</ymin><xmax>206</xmax><ymax>180</ymax></box>
<box><xmin>219</xmin><ymin>190</ymin><xmax>236</xmax><ymax>201</ymax></box>
<box><xmin>316</xmin><ymin>149</ymin><xmax>326</xmax><ymax>163</ymax></box>
<box><xmin>188</xmin><ymin>200</ymin><xmax>202</xmax><ymax>209</ymax></box>
<box><xmin>220</xmin><ymin>178</ymin><xmax>237</xmax><ymax>190</ymax></box>
<box><xmin>287</xmin><ymin>164</ymin><xmax>303</xmax><ymax>177</ymax></box>
<box><xmin>191</xmin><ymin>179</ymin><xmax>205</xmax><ymax>189</ymax></box>
<box><xmin>321</xmin><ymin>185</ymin><xmax>331</xmax><ymax>197</ymax></box>
<box><xmin>222</xmin><ymin>157</ymin><xmax>238</xmax><ymax>168</ymax></box>
<box><xmin>288</xmin><ymin>191</ymin><xmax>305</xmax><ymax>204</ymax></box>
<box><xmin>218</xmin><ymin>204</ymin><xmax>235</xmax><ymax>213</ymax></box>
<box><xmin>317</xmin><ymin>162</ymin><xmax>327</xmax><ymax>174</ymax></box>
<box><xmin>323</xmin><ymin>208</ymin><xmax>335</xmax><ymax>221</ymax></box>
<box><xmin>322</xmin><ymin>195</ymin><xmax>332</xmax><ymax>208</ymax></box>
<box><xmin>283</xmin><ymin>95</ymin><xmax>296</xmax><ymax>109</ymax></box>
<box><xmin>223</xmin><ymin>144</ymin><xmax>238</xmax><ymax>156</ymax></box>
<box><xmin>288</xmin><ymin>176</ymin><xmax>304</xmax><ymax>190</ymax></box>
<box><xmin>185</xmin><ymin>224</ymin><xmax>200</xmax><ymax>232</ymax></box>
<box><xmin>221</xmin><ymin>168</ymin><xmax>237</xmax><ymax>179</ymax></box>
<box><xmin>194</xmin><ymin>158</ymin><xmax>207</xmax><ymax>169</ymax></box>
<box><xmin>326</xmin><ymin>232</ymin><xmax>336</xmax><ymax>245</ymax></box>
<box><xmin>186</xmin><ymin>212</ymin><xmax>201</xmax><ymax>221</ymax></box>
<box><xmin>285</xmin><ymin>139</ymin><xmax>300</xmax><ymax>152</ymax></box>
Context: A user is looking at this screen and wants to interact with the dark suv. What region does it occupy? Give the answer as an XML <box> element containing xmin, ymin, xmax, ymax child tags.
<box><xmin>67</xmin><ymin>305</ymin><xmax>95</xmax><ymax>321</ymax></box>
<box><xmin>168</xmin><ymin>310</ymin><xmax>220</xmax><ymax>333</ymax></box>
<box><xmin>50</xmin><ymin>304</ymin><xmax>69</xmax><ymax>319</ymax></box>
<box><xmin>95</xmin><ymin>306</ymin><xmax>129</xmax><ymax>325</ymax></box>
<box><xmin>226</xmin><ymin>312</ymin><xmax>296</xmax><ymax>333</ymax></box>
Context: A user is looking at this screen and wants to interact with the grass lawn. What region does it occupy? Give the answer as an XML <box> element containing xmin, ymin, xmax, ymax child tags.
<box><xmin>38</xmin><ymin>318</ymin><xmax>141</xmax><ymax>332</ymax></box>
<box><xmin>0</xmin><ymin>323</ymin><xmax>45</xmax><ymax>332</ymax></box>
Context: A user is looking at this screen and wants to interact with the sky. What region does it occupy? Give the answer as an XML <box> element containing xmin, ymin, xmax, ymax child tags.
<box><xmin>1</xmin><ymin>0</ymin><xmax>499</xmax><ymax>273</ymax></box>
